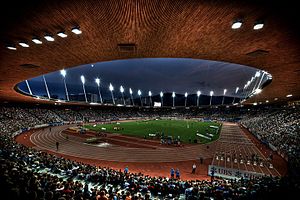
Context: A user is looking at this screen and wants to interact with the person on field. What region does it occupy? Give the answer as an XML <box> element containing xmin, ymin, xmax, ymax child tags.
<box><xmin>192</xmin><ymin>163</ymin><xmax>196</xmax><ymax>174</ymax></box>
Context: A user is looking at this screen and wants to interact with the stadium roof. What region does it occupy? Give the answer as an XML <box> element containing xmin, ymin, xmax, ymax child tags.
<box><xmin>0</xmin><ymin>0</ymin><xmax>299</xmax><ymax>105</ymax></box>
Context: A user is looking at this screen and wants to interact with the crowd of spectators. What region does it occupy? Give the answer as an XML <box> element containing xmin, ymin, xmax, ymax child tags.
<box><xmin>241</xmin><ymin>106</ymin><xmax>300</xmax><ymax>174</ymax></box>
<box><xmin>0</xmin><ymin>104</ymin><xmax>299</xmax><ymax>199</ymax></box>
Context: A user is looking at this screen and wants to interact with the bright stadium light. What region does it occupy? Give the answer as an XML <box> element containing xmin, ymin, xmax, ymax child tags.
<box><xmin>222</xmin><ymin>89</ymin><xmax>227</xmax><ymax>105</ymax></box>
<box><xmin>232</xmin><ymin>87</ymin><xmax>239</xmax><ymax>104</ymax></box>
<box><xmin>57</xmin><ymin>32</ymin><xmax>68</xmax><ymax>38</ymax></box>
<box><xmin>209</xmin><ymin>91</ymin><xmax>214</xmax><ymax>106</ymax></box>
<box><xmin>197</xmin><ymin>91</ymin><xmax>201</xmax><ymax>107</ymax></box>
<box><xmin>60</xmin><ymin>69</ymin><xmax>69</xmax><ymax>101</ymax></box>
<box><xmin>81</xmin><ymin>75</ymin><xmax>87</xmax><ymax>103</ymax></box>
<box><xmin>160</xmin><ymin>91</ymin><xmax>164</xmax><ymax>107</ymax></box>
<box><xmin>148</xmin><ymin>91</ymin><xmax>152</xmax><ymax>107</ymax></box>
<box><xmin>255</xmin><ymin>71</ymin><xmax>261</xmax><ymax>77</ymax></box>
<box><xmin>60</xmin><ymin>69</ymin><xmax>66</xmax><ymax>77</ymax></box>
<box><xmin>120</xmin><ymin>85</ymin><xmax>125</xmax><ymax>105</ymax></box>
<box><xmin>7</xmin><ymin>45</ymin><xmax>17</xmax><ymax>50</ymax></box>
<box><xmin>172</xmin><ymin>92</ymin><xmax>176</xmax><ymax>107</ymax></box>
<box><xmin>19</xmin><ymin>42</ymin><xmax>29</xmax><ymax>47</ymax></box>
<box><xmin>72</xmin><ymin>27</ymin><xmax>82</xmax><ymax>34</ymax></box>
<box><xmin>254</xmin><ymin>88</ymin><xmax>262</xmax><ymax>94</ymax></box>
<box><xmin>231</xmin><ymin>20</ymin><xmax>242</xmax><ymax>29</ymax></box>
<box><xmin>286</xmin><ymin>94</ymin><xmax>293</xmax><ymax>98</ymax></box>
<box><xmin>32</xmin><ymin>38</ymin><xmax>42</xmax><ymax>44</ymax></box>
<box><xmin>95</xmin><ymin>78</ymin><xmax>103</xmax><ymax>104</ymax></box>
<box><xmin>109</xmin><ymin>83</ymin><xmax>115</xmax><ymax>104</ymax></box>
<box><xmin>129</xmin><ymin>88</ymin><xmax>134</xmax><ymax>106</ymax></box>
<box><xmin>44</xmin><ymin>34</ymin><xmax>54</xmax><ymax>41</ymax></box>
<box><xmin>184</xmin><ymin>92</ymin><xmax>188</xmax><ymax>107</ymax></box>
<box><xmin>138</xmin><ymin>90</ymin><xmax>142</xmax><ymax>106</ymax></box>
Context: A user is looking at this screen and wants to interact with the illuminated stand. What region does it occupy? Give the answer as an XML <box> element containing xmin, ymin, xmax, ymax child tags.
<box><xmin>109</xmin><ymin>83</ymin><xmax>115</xmax><ymax>105</ymax></box>
<box><xmin>60</xmin><ymin>69</ymin><xmax>69</xmax><ymax>101</ymax></box>
<box><xmin>95</xmin><ymin>78</ymin><xmax>103</xmax><ymax>104</ymax></box>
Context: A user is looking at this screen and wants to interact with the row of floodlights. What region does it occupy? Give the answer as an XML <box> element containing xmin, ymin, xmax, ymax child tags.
<box><xmin>6</xmin><ymin>27</ymin><xmax>82</xmax><ymax>50</ymax></box>
<box><xmin>231</xmin><ymin>19</ymin><xmax>264</xmax><ymax>30</ymax></box>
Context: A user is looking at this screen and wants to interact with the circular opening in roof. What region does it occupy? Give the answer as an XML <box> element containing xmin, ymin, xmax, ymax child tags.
<box><xmin>16</xmin><ymin>58</ymin><xmax>272</xmax><ymax>106</ymax></box>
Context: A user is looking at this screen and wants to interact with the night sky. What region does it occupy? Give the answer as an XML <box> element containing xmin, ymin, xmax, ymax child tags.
<box><xmin>17</xmin><ymin>58</ymin><xmax>266</xmax><ymax>104</ymax></box>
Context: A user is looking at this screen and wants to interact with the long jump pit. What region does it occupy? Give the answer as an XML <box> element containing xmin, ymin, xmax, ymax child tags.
<box><xmin>15</xmin><ymin>121</ymin><xmax>286</xmax><ymax>180</ymax></box>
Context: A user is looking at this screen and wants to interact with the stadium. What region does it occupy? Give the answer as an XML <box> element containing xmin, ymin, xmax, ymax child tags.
<box><xmin>0</xmin><ymin>0</ymin><xmax>299</xmax><ymax>199</ymax></box>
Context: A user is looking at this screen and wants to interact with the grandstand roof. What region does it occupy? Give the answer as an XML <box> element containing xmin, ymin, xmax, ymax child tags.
<box><xmin>0</xmin><ymin>0</ymin><xmax>299</xmax><ymax>104</ymax></box>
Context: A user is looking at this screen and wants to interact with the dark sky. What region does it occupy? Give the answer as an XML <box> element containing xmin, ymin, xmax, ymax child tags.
<box><xmin>18</xmin><ymin>58</ymin><xmax>266</xmax><ymax>101</ymax></box>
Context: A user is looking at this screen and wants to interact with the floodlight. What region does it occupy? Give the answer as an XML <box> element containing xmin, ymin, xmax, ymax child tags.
<box><xmin>60</xmin><ymin>69</ymin><xmax>67</xmax><ymax>77</ymax></box>
<box><xmin>254</xmin><ymin>88</ymin><xmax>262</xmax><ymax>94</ymax></box>
<box><xmin>231</xmin><ymin>20</ymin><xmax>242</xmax><ymax>29</ymax></box>
<box><xmin>32</xmin><ymin>38</ymin><xmax>42</xmax><ymax>44</ymax></box>
<box><xmin>160</xmin><ymin>92</ymin><xmax>163</xmax><ymax>97</ymax></box>
<box><xmin>138</xmin><ymin>90</ymin><xmax>142</xmax><ymax>96</ymax></box>
<box><xmin>6</xmin><ymin>45</ymin><xmax>16</xmax><ymax>50</ymax></box>
<box><xmin>185</xmin><ymin>92</ymin><xmax>188</xmax><ymax>97</ymax></box>
<box><xmin>210</xmin><ymin>91</ymin><xmax>214</xmax><ymax>96</ymax></box>
<box><xmin>148</xmin><ymin>91</ymin><xmax>152</xmax><ymax>96</ymax></box>
<box><xmin>44</xmin><ymin>35</ymin><xmax>54</xmax><ymax>41</ymax></box>
<box><xmin>95</xmin><ymin>78</ymin><xmax>100</xmax><ymax>86</ymax></box>
<box><xmin>197</xmin><ymin>91</ymin><xmax>201</xmax><ymax>97</ymax></box>
<box><xmin>120</xmin><ymin>85</ymin><xmax>124</xmax><ymax>93</ymax></box>
<box><xmin>72</xmin><ymin>27</ymin><xmax>82</xmax><ymax>34</ymax></box>
<box><xmin>80</xmin><ymin>75</ymin><xmax>85</xmax><ymax>84</ymax></box>
<box><xmin>19</xmin><ymin>42</ymin><xmax>29</xmax><ymax>47</ymax></box>
<box><xmin>223</xmin><ymin>89</ymin><xmax>227</xmax><ymax>95</ymax></box>
<box><xmin>109</xmin><ymin>83</ymin><xmax>114</xmax><ymax>91</ymax></box>
<box><xmin>253</xmin><ymin>20</ymin><xmax>264</xmax><ymax>30</ymax></box>
<box><xmin>172</xmin><ymin>92</ymin><xmax>175</xmax><ymax>98</ymax></box>
<box><xmin>129</xmin><ymin>88</ymin><xmax>133</xmax><ymax>94</ymax></box>
<box><xmin>235</xmin><ymin>87</ymin><xmax>239</xmax><ymax>93</ymax></box>
<box><xmin>255</xmin><ymin>71</ymin><xmax>261</xmax><ymax>77</ymax></box>
<box><xmin>286</xmin><ymin>94</ymin><xmax>293</xmax><ymax>98</ymax></box>
<box><xmin>57</xmin><ymin>32</ymin><xmax>67</xmax><ymax>38</ymax></box>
